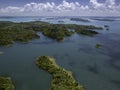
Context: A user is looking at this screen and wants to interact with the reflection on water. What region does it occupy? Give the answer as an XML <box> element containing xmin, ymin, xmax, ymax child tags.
<box><xmin>0</xmin><ymin>17</ymin><xmax>120</xmax><ymax>90</ymax></box>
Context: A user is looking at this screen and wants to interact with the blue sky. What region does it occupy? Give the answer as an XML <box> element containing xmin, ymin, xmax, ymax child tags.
<box><xmin>1</xmin><ymin>0</ymin><xmax>88</xmax><ymax>7</ymax></box>
<box><xmin>0</xmin><ymin>0</ymin><xmax>113</xmax><ymax>7</ymax></box>
<box><xmin>0</xmin><ymin>0</ymin><xmax>120</xmax><ymax>16</ymax></box>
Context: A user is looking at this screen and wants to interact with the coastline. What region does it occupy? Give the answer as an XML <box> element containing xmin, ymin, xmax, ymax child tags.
<box><xmin>0</xmin><ymin>77</ymin><xmax>15</xmax><ymax>90</ymax></box>
<box><xmin>36</xmin><ymin>56</ymin><xmax>84</xmax><ymax>90</ymax></box>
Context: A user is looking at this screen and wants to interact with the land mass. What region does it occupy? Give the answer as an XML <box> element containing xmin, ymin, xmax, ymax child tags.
<box><xmin>0</xmin><ymin>51</ymin><xmax>4</xmax><ymax>55</ymax></box>
<box><xmin>0</xmin><ymin>77</ymin><xmax>14</xmax><ymax>90</ymax></box>
<box><xmin>0</xmin><ymin>21</ymin><xmax>103</xmax><ymax>46</ymax></box>
<box><xmin>70</xmin><ymin>18</ymin><xmax>90</xmax><ymax>22</ymax></box>
<box><xmin>93</xmin><ymin>18</ymin><xmax>116</xmax><ymax>21</ymax></box>
<box><xmin>36</xmin><ymin>56</ymin><xmax>84</xmax><ymax>90</ymax></box>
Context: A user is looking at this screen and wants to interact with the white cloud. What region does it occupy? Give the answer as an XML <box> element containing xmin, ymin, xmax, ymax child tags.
<box><xmin>56</xmin><ymin>0</ymin><xmax>80</xmax><ymax>11</ymax></box>
<box><xmin>106</xmin><ymin>0</ymin><xmax>115</xmax><ymax>6</ymax></box>
<box><xmin>0</xmin><ymin>6</ymin><xmax>23</xmax><ymax>13</ymax></box>
<box><xmin>23</xmin><ymin>2</ymin><xmax>56</xmax><ymax>12</ymax></box>
<box><xmin>0</xmin><ymin>0</ymin><xmax>120</xmax><ymax>16</ymax></box>
<box><xmin>90</xmin><ymin>0</ymin><xmax>104</xmax><ymax>9</ymax></box>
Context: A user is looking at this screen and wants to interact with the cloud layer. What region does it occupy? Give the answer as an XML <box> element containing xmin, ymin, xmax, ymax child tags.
<box><xmin>0</xmin><ymin>0</ymin><xmax>120</xmax><ymax>16</ymax></box>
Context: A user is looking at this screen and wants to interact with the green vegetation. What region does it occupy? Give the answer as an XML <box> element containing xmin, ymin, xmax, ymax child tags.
<box><xmin>42</xmin><ymin>24</ymin><xmax>74</xmax><ymax>41</ymax></box>
<box><xmin>0</xmin><ymin>21</ymin><xmax>40</xmax><ymax>45</ymax></box>
<box><xmin>95</xmin><ymin>44</ymin><xmax>101</xmax><ymax>48</ymax></box>
<box><xmin>36</xmin><ymin>56</ymin><xmax>84</xmax><ymax>90</ymax></box>
<box><xmin>0</xmin><ymin>51</ymin><xmax>4</xmax><ymax>55</ymax></box>
<box><xmin>75</xmin><ymin>29</ymin><xmax>98</xmax><ymax>36</ymax></box>
<box><xmin>0</xmin><ymin>21</ymin><xmax>103</xmax><ymax>45</ymax></box>
<box><xmin>64</xmin><ymin>24</ymin><xmax>102</xmax><ymax>36</ymax></box>
<box><xmin>0</xmin><ymin>77</ymin><xmax>14</xmax><ymax>90</ymax></box>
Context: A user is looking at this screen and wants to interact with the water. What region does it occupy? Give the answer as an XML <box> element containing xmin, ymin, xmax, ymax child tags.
<box><xmin>0</xmin><ymin>16</ymin><xmax>120</xmax><ymax>90</ymax></box>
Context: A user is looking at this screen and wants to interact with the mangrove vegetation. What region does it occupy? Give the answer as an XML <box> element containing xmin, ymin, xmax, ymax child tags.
<box><xmin>0</xmin><ymin>21</ymin><xmax>103</xmax><ymax>45</ymax></box>
<box><xmin>95</xmin><ymin>44</ymin><xmax>101</xmax><ymax>48</ymax></box>
<box><xmin>36</xmin><ymin>56</ymin><xmax>84</xmax><ymax>90</ymax></box>
<box><xmin>0</xmin><ymin>77</ymin><xmax>14</xmax><ymax>90</ymax></box>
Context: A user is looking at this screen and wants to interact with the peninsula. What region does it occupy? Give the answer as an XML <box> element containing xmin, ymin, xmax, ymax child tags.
<box><xmin>36</xmin><ymin>56</ymin><xmax>84</xmax><ymax>90</ymax></box>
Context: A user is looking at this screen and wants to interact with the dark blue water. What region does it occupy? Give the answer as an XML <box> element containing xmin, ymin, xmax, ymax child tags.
<box><xmin>0</xmin><ymin>16</ymin><xmax>120</xmax><ymax>90</ymax></box>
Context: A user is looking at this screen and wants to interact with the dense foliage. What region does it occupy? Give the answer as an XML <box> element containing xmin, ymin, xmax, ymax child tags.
<box><xmin>36</xmin><ymin>56</ymin><xmax>84</xmax><ymax>90</ymax></box>
<box><xmin>70</xmin><ymin>18</ymin><xmax>90</xmax><ymax>22</ymax></box>
<box><xmin>0</xmin><ymin>21</ymin><xmax>40</xmax><ymax>45</ymax></box>
<box><xmin>0</xmin><ymin>77</ymin><xmax>14</xmax><ymax>90</ymax></box>
<box><xmin>0</xmin><ymin>21</ymin><xmax>103</xmax><ymax>45</ymax></box>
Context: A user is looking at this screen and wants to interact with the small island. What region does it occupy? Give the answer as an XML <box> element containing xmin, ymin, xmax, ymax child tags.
<box><xmin>93</xmin><ymin>18</ymin><xmax>115</xmax><ymax>21</ymax></box>
<box><xmin>0</xmin><ymin>77</ymin><xmax>15</xmax><ymax>90</ymax></box>
<box><xmin>36</xmin><ymin>56</ymin><xmax>84</xmax><ymax>90</ymax></box>
<box><xmin>104</xmin><ymin>25</ymin><xmax>110</xmax><ymax>30</ymax></box>
<box><xmin>0</xmin><ymin>51</ymin><xmax>4</xmax><ymax>55</ymax></box>
<box><xmin>95</xmin><ymin>43</ymin><xmax>101</xmax><ymax>48</ymax></box>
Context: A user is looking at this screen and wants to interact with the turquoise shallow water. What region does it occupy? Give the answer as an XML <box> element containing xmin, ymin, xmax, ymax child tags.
<box><xmin>0</xmin><ymin>16</ymin><xmax>120</xmax><ymax>90</ymax></box>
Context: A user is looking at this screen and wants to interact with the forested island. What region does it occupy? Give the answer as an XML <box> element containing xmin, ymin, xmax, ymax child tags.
<box><xmin>36</xmin><ymin>56</ymin><xmax>84</xmax><ymax>90</ymax></box>
<box><xmin>70</xmin><ymin>18</ymin><xmax>90</xmax><ymax>22</ymax></box>
<box><xmin>0</xmin><ymin>77</ymin><xmax>14</xmax><ymax>90</ymax></box>
<box><xmin>0</xmin><ymin>21</ymin><xmax>103</xmax><ymax>45</ymax></box>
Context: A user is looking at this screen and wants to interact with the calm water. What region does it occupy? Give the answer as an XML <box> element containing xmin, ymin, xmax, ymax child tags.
<box><xmin>0</xmin><ymin>16</ymin><xmax>120</xmax><ymax>90</ymax></box>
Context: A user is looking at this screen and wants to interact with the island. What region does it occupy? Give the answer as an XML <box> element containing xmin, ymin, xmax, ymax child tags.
<box><xmin>70</xmin><ymin>18</ymin><xmax>90</xmax><ymax>22</ymax></box>
<box><xmin>0</xmin><ymin>77</ymin><xmax>15</xmax><ymax>90</ymax></box>
<box><xmin>0</xmin><ymin>21</ymin><xmax>103</xmax><ymax>46</ymax></box>
<box><xmin>104</xmin><ymin>25</ymin><xmax>110</xmax><ymax>30</ymax></box>
<box><xmin>0</xmin><ymin>51</ymin><xmax>4</xmax><ymax>55</ymax></box>
<box><xmin>92</xmin><ymin>18</ymin><xmax>115</xmax><ymax>21</ymax></box>
<box><xmin>95</xmin><ymin>43</ymin><xmax>101</xmax><ymax>48</ymax></box>
<box><xmin>36</xmin><ymin>56</ymin><xmax>84</xmax><ymax>90</ymax></box>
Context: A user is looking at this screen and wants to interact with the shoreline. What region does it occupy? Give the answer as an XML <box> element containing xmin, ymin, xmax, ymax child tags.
<box><xmin>0</xmin><ymin>21</ymin><xmax>103</xmax><ymax>46</ymax></box>
<box><xmin>36</xmin><ymin>56</ymin><xmax>84</xmax><ymax>90</ymax></box>
<box><xmin>0</xmin><ymin>77</ymin><xmax>15</xmax><ymax>90</ymax></box>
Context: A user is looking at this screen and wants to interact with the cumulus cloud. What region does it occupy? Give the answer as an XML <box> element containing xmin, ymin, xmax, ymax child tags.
<box><xmin>0</xmin><ymin>0</ymin><xmax>120</xmax><ymax>16</ymax></box>
<box><xmin>23</xmin><ymin>2</ymin><xmax>56</xmax><ymax>12</ymax></box>
<box><xmin>90</xmin><ymin>0</ymin><xmax>104</xmax><ymax>9</ymax></box>
<box><xmin>56</xmin><ymin>0</ymin><xmax>81</xmax><ymax>11</ymax></box>
<box><xmin>0</xmin><ymin>6</ymin><xmax>23</xmax><ymax>13</ymax></box>
<box><xmin>106</xmin><ymin>0</ymin><xmax>115</xmax><ymax>6</ymax></box>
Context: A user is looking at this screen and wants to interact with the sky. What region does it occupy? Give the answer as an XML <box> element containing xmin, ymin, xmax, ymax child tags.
<box><xmin>0</xmin><ymin>0</ymin><xmax>120</xmax><ymax>16</ymax></box>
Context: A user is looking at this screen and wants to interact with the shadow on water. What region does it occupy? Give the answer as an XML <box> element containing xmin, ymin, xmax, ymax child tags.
<box><xmin>95</xmin><ymin>33</ymin><xmax>120</xmax><ymax>88</ymax></box>
<box><xmin>87</xmin><ymin>63</ymin><xmax>99</xmax><ymax>74</ymax></box>
<box><xmin>31</xmin><ymin>32</ymin><xmax>75</xmax><ymax>45</ymax></box>
<box><xmin>78</xmin><ymin>45</ymin><xmax>94</xmax><ymax>54</ymax></box>
<box><xmin>68</xmin><ymin>62</ymin><xmax>76</xmax><ymax>67</ymax></box>
<box><xmin>111</xmin><ymin>80</ymin><xmax>120</xmax><ymax>88</ymax></box>
<box><xmin>32</xmin><ymin>41</ymin><xmax>55</xmax><ymax>45</ymax></box>
<box><xmin>96</xmin><ymin>33</ymin><xmax>120</xmax><ymax>71</ymax></box>
<box><xmin>109</xmin><ymin>52</ymin><xmax>120</xmax><ymax>71</ymax></box>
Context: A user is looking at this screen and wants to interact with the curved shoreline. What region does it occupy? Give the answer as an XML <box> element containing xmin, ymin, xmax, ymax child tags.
<box><xmin>36</xmin><ymin>56</ymin><xmax>84</xmax><ymax>90</ymax></box>
<box><xmin>0</xmin><ymin>21</ymin><xmax>103</xmax><ymax>46</ymax></box>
